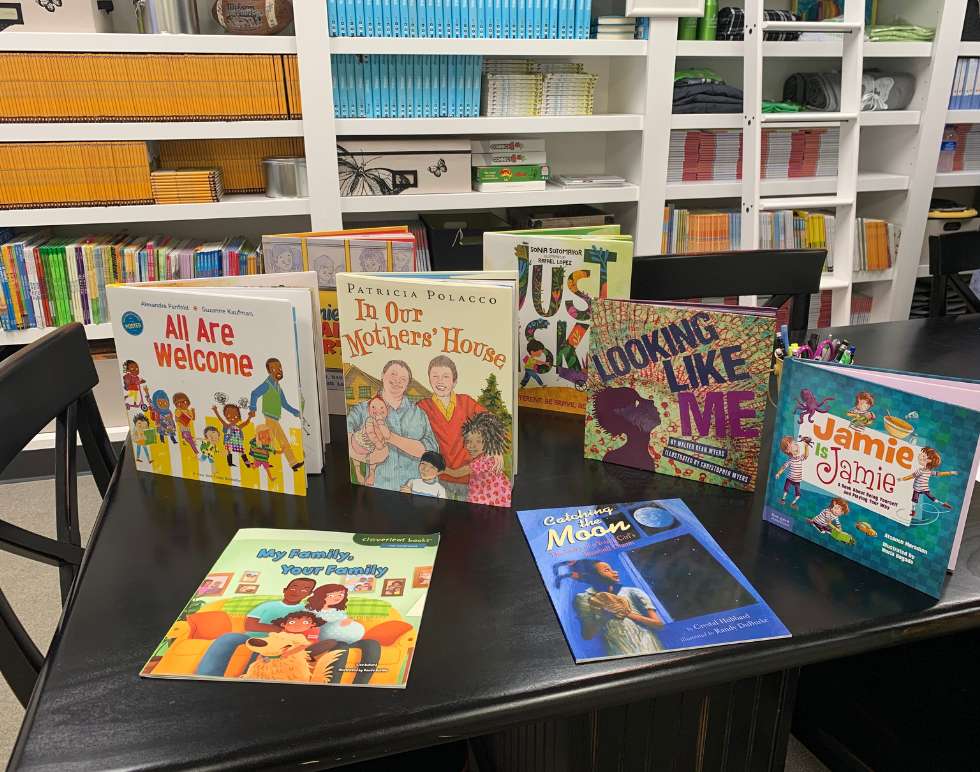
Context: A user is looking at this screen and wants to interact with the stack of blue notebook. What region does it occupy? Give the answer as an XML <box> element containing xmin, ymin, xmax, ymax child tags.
<box><xmin>327</xmin><ymin>0</ymin><xmax>594</xmax><ymax>39</ymax></box>
<box><xmin>332</xmin><ymin>54</ymin><xmax>483</xmax><ymax>118</ymax></box>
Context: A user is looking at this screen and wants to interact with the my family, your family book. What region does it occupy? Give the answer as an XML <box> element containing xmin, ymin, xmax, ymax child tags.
<box><xmin>142</xmin><ymin>528</ymin><xmax>439</xmax><ymax>688</ymax></box>
<box><xmin>336</xmin><ymin>269</ymin><xmax>518</xmax><ymax>507</ymax></box>
<box><xmin>108</xmin><ymin>272</ymin><xmax>329</xmax><ymax>497</ymax></box>
<box><xmin>763</xmin><ymin>357</ymin><xmax>980</xmax><ymax>598</ymax></box>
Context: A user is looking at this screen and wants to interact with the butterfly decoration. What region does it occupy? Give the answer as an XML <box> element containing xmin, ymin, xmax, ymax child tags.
<box><xmin>428</xmin><ymin>159</ymin><xmax>448</xmax><ymax>177</ymax></box>
<box><xmin>38</xmin><ymin>0</ymin><xmax>62</xmax><ymax>10</ymax></box>
<box><xmin>337</xmin><ymin>146</ymin><xmax>417</xmax><ymax>196</ymax></box>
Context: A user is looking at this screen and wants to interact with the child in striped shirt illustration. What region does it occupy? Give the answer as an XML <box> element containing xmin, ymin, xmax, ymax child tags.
<box><xmin>900</xmin><ymin>447</ymin><xmax>958</xmax><ymax>519</ymax></box>
<box><xmin>775</xmin><ymin>436</ymin><xmax>810</xmax><ymax>509</ymax></box>
<box><xmin>808</xmin><ymin>498</ymin><xmax>849</xmax><ymax>534</ymax></box>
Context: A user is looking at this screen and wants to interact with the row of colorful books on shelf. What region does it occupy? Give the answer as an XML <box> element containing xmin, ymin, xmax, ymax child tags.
<box><xmin>327</xmin><ymin>0</ymin><xmax>594</xmax><ymax>39</ymax></box>
<box><xmin>0</xmin><ymin>54</ymin><xmax>300</xmax><ymax>122</ymax></box>
<box><xmin>661</xmin><ymin>206</ymin><xmax>742</xmax><ymax>255</ymax></box>
<box><xmin>0</xmin><ymin>141</ymin><xmax>152</xmax><ymax>209</ymax></box>
<box><xmin>789</xmin><ymin>289</ymin><xmax>872</xmax><ymax>330</ymax></box>
<box><xmin>667</xmin><ymin>128</ymin><xmax>840</xmax><ymax>183</ymax></box>
<box><xmin>0</xmin><ymin>233</ymin><xmax>261</xmax><ymax>331</ymax></box>
<box><xmin>332</xmin><ymin>55</ymin><xmax>482</xmax><ymax>118</ymax></box>
<box><xmin>938</xmin><ymin>124</ymin><xmax>980</xmax><ymax>172</ymax></box>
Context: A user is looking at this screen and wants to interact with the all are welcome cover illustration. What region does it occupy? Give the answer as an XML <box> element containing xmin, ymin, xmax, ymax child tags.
<box><xmin>108</xmin><ymin>277</ymin><xmax>324</xmax><ymax>496</ymax></box>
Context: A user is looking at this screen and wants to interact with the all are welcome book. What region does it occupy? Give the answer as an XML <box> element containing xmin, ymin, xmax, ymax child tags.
<box><xmin>107</xmin><ymin>273</ymin><xmax>327</xmax><ymax>496</ymax></box>
<box><xmin>762</xmin><ymin>357</ymin><xmax>980</xmax><ymax>598</ymax></box>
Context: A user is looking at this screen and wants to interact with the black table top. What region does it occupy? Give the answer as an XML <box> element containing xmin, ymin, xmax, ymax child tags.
<box><xmin>12</xmin><ymin>315</ymin><xmax>980</xmax><ymax>771</ymax></box>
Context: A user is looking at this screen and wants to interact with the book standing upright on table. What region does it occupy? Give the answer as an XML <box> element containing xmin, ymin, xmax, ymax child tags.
<box><xmin>585</xmin><ymin>298</ymin><xmax>776</xmax><ymax>491</ymax></box>
<box><xmin>335</xmin><ymin>270</ymin><xmax>518</xmax><ymax>507</ymax></box>
<box><xmin>762</xmin><ymin>357</ymin><xmax>980</xmax><ymax>598</ymax></box>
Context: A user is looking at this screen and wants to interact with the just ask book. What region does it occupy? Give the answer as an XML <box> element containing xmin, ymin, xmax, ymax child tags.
<box><xmin>483</xmin><ymin>226</ymin><xmax>633</xmax><ymax>415</ymax></box>
<box><xmin>108</xmin><ymin>282</ymin><xmax>313</xmax><ymax>496</ymax></box>
<box><xmin>762</xmin><ymin>358</ymin><xmax>980</xmax><ymax>598</ymax></box>
<box><xmin>141</xmin><ymin>528</ymin><xmax>440</xmax><ymax>688</ymax></box>
<box><xmin>336</xmin><ymin>271</ymin><xmax>518</xmax><ymax>507</ymax></box>
<box><xmin>585</xmin><ymin>299</ymin><xmax>776</xmax><ymax>491</ymax></box>
<box><xmin>517</xmin><ymin>499</ymin><xmax>790</xmax><ymax>662</ymax></box>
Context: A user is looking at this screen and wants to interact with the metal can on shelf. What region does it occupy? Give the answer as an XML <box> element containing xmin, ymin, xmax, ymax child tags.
<box><xmin>133</xmin><ymin>0</ymin><xmax>200</xmax><ymax>34</ymax></box>
<box><xmin>262</xmin><ymin>157</ymin><xmax>308</xmax><ymax>198</ymax></box>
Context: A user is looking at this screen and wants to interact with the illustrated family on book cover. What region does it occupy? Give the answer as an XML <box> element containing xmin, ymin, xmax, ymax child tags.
<box><xmin>142</xmin><ymin>529</ymin><xmax>439</xmax><ymax>688</ymax></box>
<box><xmin>336</xmin><ymin>271</ymin><xmax>517</xmax><ymax>507</ymax></box>
<box><xmin>763</xmin><ymin>358</ymin><xmax>980</xmax><ymax>598</ymax></box>
<box><xmin>518</xmin><ymin>499</ymin><xmax>789</xmax><ymax>661</ymax></box>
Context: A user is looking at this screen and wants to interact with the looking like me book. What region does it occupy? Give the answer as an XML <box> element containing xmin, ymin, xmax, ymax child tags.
<box><xmin>336</xmin><ymin>271</ymin><xmax>518</xmax><ymax>507</ymax></box>
<box><xmin>585</xmin><ymin>299</ymin><xmax>776</xmax><ymax>491</ymax></box>
<box><xmin>762</xmin><ymin>357</ymin><xmax>980</xmax><ymax>598</ymax></box>
<box><xmin>518</xmin><ymin>499</ymin><xmax>790</xmax><ymax>662</ymax></box>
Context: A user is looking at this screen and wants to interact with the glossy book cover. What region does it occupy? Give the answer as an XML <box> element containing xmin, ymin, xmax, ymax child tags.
<box><xmin>762</xmin><ymin>358</ymin><xmax>980</xmax><ymax>598</ymax></box>
<box><xmin>483</xmin><ymin>227</ymin><xmax>633</xmax><ymax>415</ymax></box>
<box><xmin>107</xmin><ymin>284</ymin><xmax>308</xmax><ymax>495</ymax></box>
<box><xmin>141</xmin><ymin>529</ymin><xmax>440</xmax><ymax>688</ymax></box>
<box><xmin>336</xmin><ymin>271</ymin><xmax>517</xmax><ymax>507</ymax></box>
<box><xmin>585</xmin><ymin>299</ymin><xmax>776</xmax><ymax>491</ymax></box>
<box><xmin>517</xmin><ymin>499</ymin><xmax>790</xmax><ymax>662</ymax></box>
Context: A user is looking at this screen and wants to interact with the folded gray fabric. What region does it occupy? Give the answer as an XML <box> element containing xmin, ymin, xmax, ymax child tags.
<box><xmin>862</xmin><ymin>70</ymin><xmax>915</xmax><ymax>110</ymax></box>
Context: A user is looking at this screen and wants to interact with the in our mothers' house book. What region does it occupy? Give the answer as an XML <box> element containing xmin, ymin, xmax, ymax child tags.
<box><xmin>108</xmin><ymin>276</ymin><xmax>323</xmax><ymax>496</ymax></box>
<box><xmin>585</xmin><ymin>298</ymin><xmax>776</xmax><ymax>491</ymax></box>
<box><xmin>517</xmin><ymin>499</ymin><xmax>790</xmax><ymax>662</ymax></box>
<box><xmin>483</xmin><ymin>226</ymin><xmax>634</xmax><ymax>416</ymax></box>
<box><xmin>763</xmin><ymin>357</ymin><xmax>980</xmax><ymax>598</ymax></box>
<box><xmin>336</xmin><ymin>270</ymin><xmax>518</xmax><ymax>507</ymax></box>
<box><xmin>141</xmin><ymin>528</ymin><xmax>440</xmax><ymax>688</ymax></box>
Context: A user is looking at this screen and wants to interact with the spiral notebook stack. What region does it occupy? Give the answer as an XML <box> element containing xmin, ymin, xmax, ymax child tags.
<box><xmin>150</xmin><ymin>169</ymin><xmax>224</xmax><ymax>205</ymax></box>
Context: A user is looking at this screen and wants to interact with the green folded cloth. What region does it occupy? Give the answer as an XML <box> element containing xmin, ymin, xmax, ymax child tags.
<box><xmin>674</xmin><ymin>67</ymin><xmax>725</xmax><ymax>83</ymax></box>
<box><xmin>762</xmin><ymin>100</ymin><xmax>803</xmax><ymax>112</ymax></box>
<box><xmin>866</xmin><ymin>24</ymin><xmax>935</xmax><ymax>42</ymax></box>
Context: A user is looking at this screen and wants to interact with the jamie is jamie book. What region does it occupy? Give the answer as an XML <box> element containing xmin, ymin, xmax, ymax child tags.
<box><xmin>518</xmin><ymin>499</ymin><xmax>790</xmax><ymax>662</ymax></box>
<box><xmin>762</xmin><ymin>357</ymin><xmax>980</xmax><ymax>598</ymax></box>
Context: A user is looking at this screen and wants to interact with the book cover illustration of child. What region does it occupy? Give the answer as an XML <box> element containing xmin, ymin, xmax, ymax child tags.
<box><xmin>141</xmin><ymin>528</ymin><xmax>441</xmax><ymax>689</ymax></box>
<box><xmin>762</xmin><ymin>358</ymin><xmax>980</xmax><ymax>598</ymax></box>
<box><xmin>585</xmin><ymin>299</ymin><xmax>775</xmax><ymax>491</ymax></box>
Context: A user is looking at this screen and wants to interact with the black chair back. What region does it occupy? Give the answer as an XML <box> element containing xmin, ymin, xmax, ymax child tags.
<box><xmin>0</xmin><ymin>323</ymin><xmax>116</xmax><ymax>706</ymax></box>
<box><xmin>631</xmin><ymin>249</ymin><xmax>827</xmax><ymax>334</ymax></box>
<box><xmin>928</xmin><ymin>232</ymin><xmax>980</xmax><ymax>317</ymax></box>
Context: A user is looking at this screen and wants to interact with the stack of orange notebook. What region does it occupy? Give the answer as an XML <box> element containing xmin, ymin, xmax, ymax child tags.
<box><xmin>0</xmin><ymin>142</ymin><xmax>152</xmax><ymax>208</ymax></box>
<box><xmin>150</xmin><ymin>169</ymin><xmax>224</xmax><ymax>204</ymax></box>
<box><xmin>157</xmin><ymin>138</ymin><xmax>305</xmax><ymax>193</ymax></box>
<box><xmin>0</xmin><ymin>54</ymin><xmax>301</xmax><ymax>121</ymax></box>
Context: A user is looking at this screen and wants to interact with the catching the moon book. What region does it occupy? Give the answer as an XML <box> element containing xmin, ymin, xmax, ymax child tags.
<box><xmin>762</xmin><ymin>357</ymin><xmax>980</xmax><ymax>598</ymax></box>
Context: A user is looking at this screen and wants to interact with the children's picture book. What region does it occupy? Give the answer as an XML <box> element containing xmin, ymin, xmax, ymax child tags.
<box><xmin>336</xmin><ymin>270</ymin><xmax>518</xmax><ymax>507</ymax></box>
<box><xmin>141</xmin><ymin>528</ymin><xmax>440</xmax><ymax>688</ymax></box>
<box><xmin>108</xmin><ymin>281</ymin><xmax>315</xmax><ymax>495</ymax></box>
<box><xmin>517</xmin><ymin>498</ymin><xmax>790</xmax><ymax>662</ymax></box>
<box><xmin>483</xmin><ymin>226</ymin><xmax>633</xmax><ymax>415</ymax></box>
<box><xmin>762</xmin><ymin>357</ymin><xmax>980</xmax><ymax>598</ymax></box>
<box><xmin>585</xmin><ymin>299</ymin><xmax>776</xmax><ymax>491</ymax></box>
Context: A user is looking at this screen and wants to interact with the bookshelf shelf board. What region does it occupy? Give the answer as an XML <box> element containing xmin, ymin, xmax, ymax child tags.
<box><xmin>339</xmin><ymin>184</ymin><xmax>640</xmax><ymax>212</ymax></box>
<box><xmin>0</xmin><ymin>120</ymin><xmax>304</xmax><ymax>142</ymax></box>
<box><xmin>670</xmin><ymin>114</ymin><xmax>743</xmax><ymax>129</ymax></box>
<box><xmin>328</xmin><ymin>37</ymin><xmax>647</xmax><ymax>56</ymax></box>
<box><xmin>819</xmin><ymin>275</ymin><xmax>852</xmax><ymax>290</ymax></box>
<box><xmin>860</xmin><ymin>110</ymin><xmax>921</xmax><ymax>127</ymax></box>
<box><xmin>26</xmin><ymin>423</ymin><xmax>129</xmax><ymax>452</ymax></box>
<box><xmin>960</xmin><ymin>42</ymin><xmax>980</xmax><ymax>56</ymax></box>
<box><xmin>335</xmin><ymin>114</ymin><xmax>643</xmax><ymax>135</ymax></box>
<box><xmin>934</xmin><ymin>171</ymin><xmax>980</xmax><ymax>187</ymax></box>
<box><xmin>664</xmin><ymin>172</ymin><xmax>909</xmax><ymax>200</ymax></box>
<box><xmin>0</xmin><ymin>32</ymin><xmax>297</xmax><ymax>54</ymax></box>
<box><xmin>853</xmin><ymin>269</ymin><xmax>896</xmax><ymax>283</ymax></box>
<box><xmin>946</xmin><ymin>109</ymin><xmax>980</xmax><ymax>123</ymax></box>
<box><xmin>0</xmin><ymin>322</ymin><xmax>113</xmax><ymax>345</ymax></box>
<box><xmin>917</xmin><ymin>264</ymin><xmax>931</xmax><ymax>278</ymax></box>
<box><xmin>676</xmin><ymin>41</ymin><xmax>931</xmax><ymax>58</ymax></box>
<box><xmin>0</xmin><ymin>194</ymin><xmax>310</xmax><ymax>227</ymax></box>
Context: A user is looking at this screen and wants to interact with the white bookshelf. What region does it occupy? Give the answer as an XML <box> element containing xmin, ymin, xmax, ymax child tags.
<box><xmin>0</xmin><ymin>0</ymin><xmax>970</xmax><ymax>346</ymax></box>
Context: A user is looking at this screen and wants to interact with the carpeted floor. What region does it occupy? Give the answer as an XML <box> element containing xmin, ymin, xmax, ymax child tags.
<box><xmin>0</xmin><ymin>476</ymin><xmax>828</xmax><ymax>771</ymax></box>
